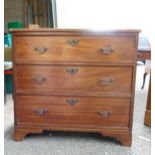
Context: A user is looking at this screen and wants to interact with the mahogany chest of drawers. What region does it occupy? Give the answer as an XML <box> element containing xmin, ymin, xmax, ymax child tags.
<box><xmin>12</xmin><ymin>29</ymin><xmax>140</xmax><ymax>146</ymax></box>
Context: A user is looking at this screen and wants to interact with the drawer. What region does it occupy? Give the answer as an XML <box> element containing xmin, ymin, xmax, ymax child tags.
<box><xmin>14</xmin><ymin>36</ymin><xmax>135</xmax><ymax>64</ymax></box>
<box><xmin>16</xmin><ymin>95</ymin><xmax>130</xmax><ymax>127</ymax></box>
<box><xmin>15</xmin><ymin>65</ymin><xmax>132</xmax><ymax>95</ymax></box>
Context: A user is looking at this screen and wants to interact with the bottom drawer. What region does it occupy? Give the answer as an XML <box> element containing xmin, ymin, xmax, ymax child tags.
<box><xmin>16</xmin><ymin>95</ymin><xmax>130</xmax><ymax>127</ymax></box>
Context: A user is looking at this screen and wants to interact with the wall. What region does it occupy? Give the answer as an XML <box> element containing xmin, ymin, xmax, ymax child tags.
<box><xmin>56</xmin><ymin>0</ymin><xmax>154</xmax><ymax>37</ymax></box>
<box><xmin>4</xmin><ymin>0</ymin><xmax>24</xmax><ymax>32</ymax></box>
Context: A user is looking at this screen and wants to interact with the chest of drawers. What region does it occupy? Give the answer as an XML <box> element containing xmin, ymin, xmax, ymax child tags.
<box><xmin>12</xmin><ymin>29</ymin><xmax>140</xmax><ymax>146</ymax></box>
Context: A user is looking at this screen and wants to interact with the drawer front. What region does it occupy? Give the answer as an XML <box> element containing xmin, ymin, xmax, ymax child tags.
<box><xmin>14</xmin><ymin>36</ymin><xmax>135</xmax><ymax>63</ymax></box>
<box><xmin>16</xmin><ymin>95</ymin><xmax>130</xmax><ymax>127</ymax></box>
<box><xmin>15</xmin><ymin>65</ymin><xmax>132</xmax><ymax>94</ymax></box>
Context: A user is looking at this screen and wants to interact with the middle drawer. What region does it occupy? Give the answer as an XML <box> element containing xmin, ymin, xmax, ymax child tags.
<box><xmin>15</xmin><ymin>65</ymin><xmax>132</xmax><ymax>95</ymax></box>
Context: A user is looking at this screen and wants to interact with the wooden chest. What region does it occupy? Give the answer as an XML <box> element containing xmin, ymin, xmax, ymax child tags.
<box><xmin>12</xmin><ymin>29</ymin><xmax>140</xmax><ymax>146</ymax></box>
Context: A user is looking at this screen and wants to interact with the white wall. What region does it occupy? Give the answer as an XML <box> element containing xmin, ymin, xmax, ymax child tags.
<box><xmin>56</xmin><ymin>0</ymin><xmax>154</xmax><ymax>36</ymax></box>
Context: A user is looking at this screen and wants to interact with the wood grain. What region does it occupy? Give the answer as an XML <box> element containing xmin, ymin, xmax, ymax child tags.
<box><xmin>16</xmin><ymin>95</ymin><xmax>130</xmax><ymax>127</ymax></box>
<box><xmin>15</xmin><ymin>65</ymin><xmax>132</xmax><ymax>94</ymax></box>
<box><xmin>12</xmin><ymin>29</ymin><xmax>140</xmax><ymax>146</ymax></box>
<box><xmin>14</xmin><ymin>36</ymin><xmax>135</xmax><ymax>64</ymax></box>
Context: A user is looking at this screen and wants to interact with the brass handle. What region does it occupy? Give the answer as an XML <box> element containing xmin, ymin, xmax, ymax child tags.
<box><xmin>97</xmin><ymin>110</ymin><xmax>111</xmax><ymax>117</ymax></box>
<box><xmin>34</xmin><ymin>108</ymin><xmax>48</xmax><ymax>115</ymax></box>
<box><xmin>67</xmin><ymin>39</ymin><xmax>80</xmax><ymax>46</ymax></box>
<box><xmin>66</xmin><ymin>98</ymin><xmax>79</xmax><ymax>106</ymax></box>
<box><xmin>100</xmin><ymin>47</ymin><xmax>114</xmax><ymax>55</ymax></box>
<box><xmin>33</xmin><ymin>74</ymin><xmax>46</xmax><ymax>84</ymax></box>
<box><xmin>66</xmin><ymin>67</ymin><xmax>79</xmax><ymax>75</ymax></box>
<box><xmin>100</xmin><ymin>77</ymin><xmax>114</xmax><ymax>86</ymax></box>
<box><xmin>34</xmin><ymin>46</ymin><xmax>47</xmax><ymax>54</ymax></box>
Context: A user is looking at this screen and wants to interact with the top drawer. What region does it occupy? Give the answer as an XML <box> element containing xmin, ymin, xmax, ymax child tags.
<box><xmin>14</xmin><ymin>36</ymin><xmax>135</xmax><ymax>64</ymax></box>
